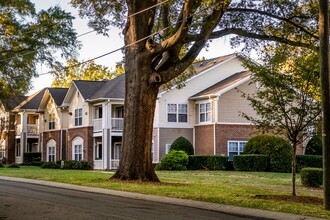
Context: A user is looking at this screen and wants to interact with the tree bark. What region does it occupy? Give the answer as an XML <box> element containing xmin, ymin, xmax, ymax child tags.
<box><xmin>111</xmin><ymin>1</ymin><xmax>160</xmax><ymax>181</ymax></box>
<box><xmin>319</xmin><ymin>0</ymin><xmax>330</xmax><ymax>210</ymax></box>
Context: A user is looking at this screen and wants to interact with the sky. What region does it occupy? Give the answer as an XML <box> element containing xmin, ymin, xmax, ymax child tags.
<box><xmin>29</xmin><ymin>0</ymin><xmax>241</xmax><ymax>94</ymax></box>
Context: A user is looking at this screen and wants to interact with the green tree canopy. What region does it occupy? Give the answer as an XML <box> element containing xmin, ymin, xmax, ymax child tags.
<box><xmin>0</xmin><ymin>0</ymin><xmax>80</xmax><ymax>107</ymax></box>
<box><xmin>51</xmin><ymin>59</ymin><xmax>123</xmax><ymax>88</ymax></box>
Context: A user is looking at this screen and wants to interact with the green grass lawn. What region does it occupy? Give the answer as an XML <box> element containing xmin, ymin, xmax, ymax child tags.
<box><xmin>0</xmin><ymin>166</ymin><xmax>328</xmax><ymax>219</ymax></box>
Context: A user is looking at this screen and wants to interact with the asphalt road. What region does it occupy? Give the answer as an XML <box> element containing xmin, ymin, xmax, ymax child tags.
<box><xmin>0</xmin><ymin>179</ymin><xmax>258</xmax><ymax>220</ymax></box>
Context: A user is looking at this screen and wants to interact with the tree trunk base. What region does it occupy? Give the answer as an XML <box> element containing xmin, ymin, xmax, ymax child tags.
<box><xmin>110</xmin><ymin>170</ymin><xmax>160</xmax><ymax>182</ymax></box>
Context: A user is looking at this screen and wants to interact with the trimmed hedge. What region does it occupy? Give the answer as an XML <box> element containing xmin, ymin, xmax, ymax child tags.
<box><xmin>170</xmin><ymin>136</ymin><xmax>194</xmax><ymax>155</ymax></box>
<box><xmin>23</xmin><ymin>152</ymin><xmax>41</xmax><ymax>164</ymax></box>
<box><xmin>42</xmin><ymin>162</ymin><xmax>61</xmax><ymax>169</ymax></box>
<box><xmin>244</xmin><ymin>134</ymin><xmax>292</xmax><ymax>172</ymax></box>
<box><xmin>187</xmin><ymin>155</ymin><xmax>228</xmax><ymax>170</ymax></box>
<box><xmin>7</xmin><ymin>163</ymin><xmax>20</xmax><ymax>168</ymax></box>
<box><xmin>233</xmin><ymin>154</ymin><xmax>268</xmax><ymax>171</ymax></box>
<box><xmin>296</xmin><ymin>155</ymin><xmax>322</xmax><ymax>172</ymax></box>
<box><xmin>0</xmin><ymin>162</ymin><xmax>3</xmax><ymax>168</ymax></box>
<box><xmin>156</xmin><ymin>150</ymin><xmax>188</xmax><ymax>171</ymax></box>
<box><xmin>301</xmin><ymin>167</ymin><xmax>323</xmax><ymax>187</ymax></box>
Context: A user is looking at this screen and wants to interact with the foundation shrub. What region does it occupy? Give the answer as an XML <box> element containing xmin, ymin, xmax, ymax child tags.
<box><xmin>301</xmin><ymin>167</ymin><xmax>323</xmax><ymax>187</ymax></box>
<box><xmin>156</xmin><ymin>150</ymin><xmax>188</xmax><ymax>171</ymax></box>
<box><xmin>233</xmin><ymin>154</ymin><xmax>268</xmax><ymax>171</ymax></box>
<box><xmin>187</xmin><ymin>155</ymin><xmax>228</xmax><ymax>170</ymax></box>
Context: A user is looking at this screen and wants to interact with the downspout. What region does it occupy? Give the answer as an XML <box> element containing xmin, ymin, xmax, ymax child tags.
<box><xmin>60</xmin><ymin>107</ymin><xmax>63</xmax><ymax>160</ymax></box>
<box><xmin>214</xmin><ymin>96</ymin><xmax>219</xmax><ymax>155</ymax></box>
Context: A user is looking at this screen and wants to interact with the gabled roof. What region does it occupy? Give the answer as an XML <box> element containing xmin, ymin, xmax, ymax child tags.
<box><xmin>14</xmin><ymin>88</ymin><xmax>47</xmax><ymax>111</ymax></box>
<box><xmin>192</xmin><ymin>54</ymin><xmax>236</xmax><ymax>74</ymax></box>
<box><xmin>47</xmin><ymin>88</ymin><xmax>68</xmax><ymax>106</ymax></box>
<box><xmin>72</xmin><ymin>80</ymin><xmax>108</xmax><ymax>100</ymax></box>
<box><xmin>89</xmin><ymin>74</ymin><xmax>125</xmax><ymax>100</ymax></box>
<box><xmin>6</xmin><ymin>96</ymin><xmax>27</xmax><ymax>111</ymax></box>
<box><xmin>190</xmin><ymin>70</ymin><xmax>252</xmax><ymax>99</ymax></box>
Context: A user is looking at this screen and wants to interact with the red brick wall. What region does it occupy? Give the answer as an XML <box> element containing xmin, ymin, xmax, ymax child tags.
<box><xmin>195</xmin><ymin>125</ymin><xmax>214</xmax><ymax>155</ymax></box>
<box><xmin>67</xmin><ymin>126</ymin><xmax>93</xmax><ymax>162</ymax></box>
<box><xmin>42</xmin><ymin>130</ymin><xmax>67</xmax><ymax>161</ymax></box>
<box><xmin>215</xmin><ymin>124</ymin><xmax>257</xmax><ymax>155</ymax></box>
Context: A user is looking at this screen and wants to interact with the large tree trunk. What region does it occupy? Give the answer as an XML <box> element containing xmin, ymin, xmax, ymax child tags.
<box><xmin>111</xmin><ymin>53</ymin><xmax>160</xmax><ymax>181</ymax></box>
<box><xmin>319</xmin><ymin>0</ymin><xmax>330</xmax><ymax>210</ymax></box>
<box><xmin>111</xmin><ymin>1</ymin><xmax>160</xmax><ymax>181</ymax></box>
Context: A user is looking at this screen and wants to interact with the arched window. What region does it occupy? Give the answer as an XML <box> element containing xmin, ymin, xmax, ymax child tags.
<box><xmin>72</xmin><ymin>137</ymin><xmax>83</xmax><ymax>161</ymax></box>
<box><xmin>46</xmin><ymin>139</ymin><xmax>56</xmax><ymax>162</ymax></box>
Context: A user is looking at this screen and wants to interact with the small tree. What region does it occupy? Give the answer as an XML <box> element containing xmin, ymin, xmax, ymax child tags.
<box><xmin>239</xmin><ymin>49</ymin><xmax>321</xmax><ymax>196</ymax></box>
<box><xmin>170</xmin><ymin>136</ymin><xmax>194</xmax><ymax>155</ymax></box>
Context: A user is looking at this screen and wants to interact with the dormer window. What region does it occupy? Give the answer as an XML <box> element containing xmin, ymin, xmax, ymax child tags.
<box><xmin>74</xmin><ymin>108</ymin><xmax>82</xmax><ymax>126</ymax></box>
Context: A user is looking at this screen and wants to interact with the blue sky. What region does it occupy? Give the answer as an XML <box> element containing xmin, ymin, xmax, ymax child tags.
<box><xmin>29</xmin><ymin>0</ymin><xmax>240</xmax><ymax>94</ymax></box>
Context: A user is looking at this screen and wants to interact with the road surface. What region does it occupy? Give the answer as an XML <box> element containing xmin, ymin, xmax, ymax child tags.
<box><xmin>0</xmin><ymin>179</ymin><xmax>258</xmax><ymax>220</ymax></box>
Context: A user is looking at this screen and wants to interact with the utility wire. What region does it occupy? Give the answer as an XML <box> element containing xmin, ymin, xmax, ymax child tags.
<box><xmin>0</xmin><ymin>0</ymin><xmax>169</xmax><ymax>63</ymax></box>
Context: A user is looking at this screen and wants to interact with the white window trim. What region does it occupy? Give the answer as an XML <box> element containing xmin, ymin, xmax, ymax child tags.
<box><xmin>46</xmin><ymin>139</ymin><xmax>56</xmax><ymax>162</ymax></box>
<box><xmin>198</xmin><ymin>101</ymin><xmax>212</xmax><ymax>124</ymax></box>
<box><xmin>166</xmin><ymin>103</ymin><xmax>188</xmax><ymax>123</ymax></box>
<box><xmin>74</xmin><ymin>108</ymin><xmax>83</xmax><ymax>127</ymax></box>
<box><xmin>95</xmin><ymin>142</ymin><xmax>102</xmax><ymax>160</ymax></box>
<box><xmin>227</xmin><ymin>140</ymin><xmax>248</xmax><ymax>161</ymax></box>
<box><xmin>114</xmin><ymin>142</ymin><xmax>121</xmax><ymax>160</ymax></box>
<box><xmin>72</xmin><ymin>137</ymin><xmax>84</xmax><ymax>161</ymax></box>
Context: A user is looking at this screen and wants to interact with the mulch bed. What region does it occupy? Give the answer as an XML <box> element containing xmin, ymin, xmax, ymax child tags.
<box><xmin>254</xmin><ymin>195</ymin><xmax>323</xmax><ymax>206</ymax></box>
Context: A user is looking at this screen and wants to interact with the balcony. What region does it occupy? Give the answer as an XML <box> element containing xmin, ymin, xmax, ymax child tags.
<box><xmin>111</xmin><ymin>118</ymin><xmax>123</xmax><ymax>132</ymax></box>
<box><xmin>15</xmin><ymin>124</ymin><xmax>39</xmax><ymax>135</ymax></box>
<box><xmin>92</xmin><ymin>118</ymin><xmax>102</xmax><ymax>132</ymax></box>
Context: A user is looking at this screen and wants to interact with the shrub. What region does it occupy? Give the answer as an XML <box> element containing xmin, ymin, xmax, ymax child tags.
<box><xmin>233</xmin><ymin>154</ymin><xmax>268</xmax><ymax>171</ymax></box>
<box><xmin>301</xmin><ymin>167</ymin><xmax>323</xmax><ymax>187</ymax></box>
<box><xmin>23</xmin><ymin>152</ymin><xmax>41</xmax><ymax>164</ymax></box>
<box><xmin>187</xmin><ymin>156</ymin><xmax>228</xmax><ymax>170</ymax></box>
<box><xmin>31</xmin><ymin>161</ymin><xmax>44</xmax><ymax>167</ymax></box>
<box><xmin>305</xmin><ymin>135</ymin><xmax>322</xmax><ymax>155</ymax></box>
<box><xmin>296</xmin><ymin>155</ymin><xmax>322</xmax><ymax>172</ymax></box>
<box><xmin>0</xmin><ymin>162</ymin><xmax>3</xmax><ymax>168</ymax></box>
<box><xmin>170</xmin><ymin>136</ymin><xmax>194</xmax><ymax>155</ymax></box>
<box><xmin>244</xmin><ymin>134</ymin><xmax>292</xmax><ymax>172</ymax></box>
<box><xmin>62</xmin><ymin>160</ymin><xmax>93</xmax><ymax>170</ymax></box>
<box><xmin>156</xmin><ymin>150</ymin><xmax>189</xmax><ymax>171</ymax></box>
<box><xmin>42</xmin><ymin>162</ymin><xmax>60</xmax><ymax>169</ymax></box>
<box><xmin>7</xmin><ymin>163</ymin><xmax>20</xmax><ymax>168</ymax></box>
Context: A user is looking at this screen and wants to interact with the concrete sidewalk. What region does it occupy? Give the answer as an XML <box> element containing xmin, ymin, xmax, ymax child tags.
<box><xmin>0</xmin><ymin>176</ymin><xmax>325</xmax><ymax>220</ymax></box>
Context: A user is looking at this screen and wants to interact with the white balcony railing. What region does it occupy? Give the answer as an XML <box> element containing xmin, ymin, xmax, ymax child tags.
<box><xmin>27</xmin><ymin>124</ymin><xmax>39</xmax><ymax>135</ymax></box>
<box><xmin>111</xmin><ymin>118</ymin><xmax>123</xmax><ymax>131</ymax></box>
<box><xmin>92</xmin><ymin>118</ymin><xmax>102</xmax><ymax>132</ymax></box>
<box><xmin>15</xmin><ymin>124</ymin><xmax>39</xmax><ymax>135</ymax></box>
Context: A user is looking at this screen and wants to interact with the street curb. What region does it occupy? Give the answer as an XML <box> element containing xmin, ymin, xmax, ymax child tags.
<box><xmin>0</xmin><ymin>176</ymin><xmax>325</xmax><ymax>220</ymax></box>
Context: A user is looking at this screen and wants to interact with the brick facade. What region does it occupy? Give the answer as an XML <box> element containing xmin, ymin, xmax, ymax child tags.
<box><xmin>194</xmin><ymin>125</ymin><xmax>214</xmax><ymax>155</ymax></box>
<box><xmin>215</xmin><ymin>124</ymin><xmax>257</xmax><ymax>155</ymax></box>
<box><xmin>42</xmin><ymin>130</ymin><xmax>67</xmax><ymax>161</ymax></box>
<box><xmin>67</xmin><ymin>126</ymin><xmax>93</xmax><ymax>162</ymax></box>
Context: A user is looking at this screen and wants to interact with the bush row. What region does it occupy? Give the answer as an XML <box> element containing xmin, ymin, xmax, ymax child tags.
<box><xmin>187</xmin><ymin>155</ymin><xmax>228</xmax><ymax>170</ymax></box>
<box><xmin>42</xmin><ymin>160</ymin><xmax>93</xmax><ymax>170</ymax></box>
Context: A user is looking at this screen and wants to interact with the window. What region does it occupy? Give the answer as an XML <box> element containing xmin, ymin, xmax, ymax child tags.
<box><xmin>47</xmin><ymin>139</ymin><xmax>56</xmax><ymax>162</ymax></box>
<box><xmin>114</xmin><ymin>142</ymin><xmax>121</xmax><ymax>160</ymax></box>
<box><xmin>167</xmin><ymin>104</ymin><xmax>188</xmax><ymax>123</ymax></box>
<box><xmin>0</xmin><ymin>140</ymin><xmax>5</xmax><ymax>159</ymax></box>
<box><xmin>72</xmin><ymin>137</ymin><xmax>83</xmax><ymax>161</ymax></box>
<box><xmin>165</xmin><ymin>144</ymin><xmax>171</xmax><ymax>154</ymax></box>
<box><xmin>228</xmin><ymin>141</ymin><xmax>247</xmax><ymax>161</ymax></box>
<box><xmin>49</xmin><ymin>113</ymin><xmax>55</xmax><ymax>130</ymax></box>
<box><xmin>48</xmin><ymin>146</ymin><xmax>56</xmax><ymax>162</ymax></box>
<box><xmin>74</xmin><ymin>108</ymin><xmax>82</xmax><ymax>126</ymax></box>
<box><xmin>95</xmin><ymin>106</ymin><xmax>102</xmax><ymax>119</ymax></box>
<box><xmin>95</xmin><ymin>142</ymin><xmax>102</xmax><ymax>160</ymax></box>
<box><xmin>199</xmin><ymin>103</ymin><xmax>211</xmax><ymax>123</ymax></box>
<box><xmin>16</xmin><ymin>143</ymin><xmax>21</xmax><ymax>157</ymax></box>
<box><xmin>74</xmin><ymin>145</ymin><xmax>83</xmax><ymax>161</ymax></box>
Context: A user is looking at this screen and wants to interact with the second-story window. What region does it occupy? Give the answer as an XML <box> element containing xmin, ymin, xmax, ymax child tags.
<box><xmin>74</xmin><ymin>108</ymin><xmax>82</xmax><ymax>126</ymax></box>
<box><xmin>167</xmin><ymin>104</ymin><xmax>188</xmax><ymax>123</ymax></box>
<box><xmin>199</xmin><ymin>102</ymin><xmax>211</xmax><ymax>123</ymax></box>
<box><xmin>49</xmin><ymin>113</ymin><xmax>55</xmax><ymax>130</ymax></box>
